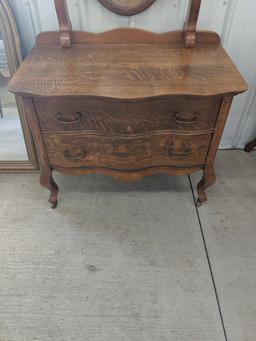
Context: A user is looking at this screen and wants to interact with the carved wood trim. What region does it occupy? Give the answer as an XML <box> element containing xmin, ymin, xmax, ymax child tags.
<box><xmin>53</xmin><ymin>0</ymin><xmax>203</xmax><ymax>48</ymax></box>
<box><xmin>184</xmin><ymin>0</ymin><xmax>202</xmax><ymax>47</ymax></box>
<box><xmin>36</xmin><ymin>29</ymin><xmax>220</xmax><ymax>47</ymax></box>
<box><xmin>54</xmin><ymin>165</ymin><xmax>203</xmax><ymax>182</ymax></box>
<box><xmin>42</xmin><ymin>129</ymin><xmax>215</xmax><ymax>137</ymax></box>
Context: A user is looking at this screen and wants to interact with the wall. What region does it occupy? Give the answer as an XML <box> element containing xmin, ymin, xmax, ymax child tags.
<box><xmin>9</xmin><ymin>0</ymin><xmax>256</xmax><ymax>148</ymax></box>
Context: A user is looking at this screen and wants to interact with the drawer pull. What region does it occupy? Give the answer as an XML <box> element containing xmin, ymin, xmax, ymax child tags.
<box><xmin>173</xmin><ymin>112</ymin><xmax>198</xmax><ymax>124</ymax></box>
<box><xmin>166</xmin><ymin>146</ymin><xmax>192</xmax><ymax>159</ymax></box>
<box><xmin>64</xmin><ymin>149</ymin><xmax>87</xmax><ymax>161</ymax></box>
<box><xmin>57</xmin><ymin>112</ymin><xmax>81</xmax><ymax>125</ymax></box>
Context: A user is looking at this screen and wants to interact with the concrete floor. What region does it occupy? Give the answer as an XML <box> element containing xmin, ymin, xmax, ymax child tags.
<box><xmin>0</xmin><ymin>150</ymin><xmax>255</xmax><ymax>341</ymax></box>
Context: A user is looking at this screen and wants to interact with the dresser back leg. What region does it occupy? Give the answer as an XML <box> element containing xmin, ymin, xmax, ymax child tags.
<box><xmin>196</xmin><ymin>96</ymin><xmax>233</xmax><ymax>206</ymax></box>
<box><xmin>40</xmin><ymin>167</ymin><xmax>59</xmax><ymax>209</ymax></box>
<box><xmin>244</xmin><ymin>137</ymin><xmax>256</xmax><ymax>153</ymax></box>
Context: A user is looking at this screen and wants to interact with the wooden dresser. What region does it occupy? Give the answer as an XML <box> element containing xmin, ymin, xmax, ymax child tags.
<box><xmin>8</xmin><ymin>0</ymin><xmax>247</xmax><ymax>208</ymax></box>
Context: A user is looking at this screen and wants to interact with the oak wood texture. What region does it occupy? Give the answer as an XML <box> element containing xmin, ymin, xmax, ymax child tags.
<box><xmin>8</xmin><ymin>41</ymin><xmax>247</xmax><ymax>98</ymax></box>
<box><xmin>35</xmin><ymin>96</ymin><xmax>221</xmax><ymax>134</ymax></box>
<box><xmin>197</xmin><ymin>97</ymin><xmax>233</xmax><ymax>206</ymax></box>
<box><xmin>23</xmin><ymin>98</ymin><xmax>59</xmax><ymax>208</ymax></box>
<box><xmin>53</xmin><ymin>165</ymin><xmax>202</xmax><ymax>182</ymax></box>
<box><xmin>8</xmin><ymin>2</ymin><xmax>248</xmax><ymax>207</ymax></box>
<box><xmin>0</xmin><ymin>0</ymin><xmax>38</xmax><ymax>171</ymax></box>
<box><xmin>36</xmin><ymin>29</ymin><xmax>221</xmax><ymax>46</ymax></box>
<box><xmin>98</xmin><ymin>0</ymin><xmax>156</xmax><ymax>16</ymax></box>
<box><xmin>54</xmin><ymin>0</ymin><xmax>201</xmax><ymax>47</ymax></box>
<box><xmin>43</xmin><ymin>131</ymin><xmax>212</xmax><ymax>170</ymax></box>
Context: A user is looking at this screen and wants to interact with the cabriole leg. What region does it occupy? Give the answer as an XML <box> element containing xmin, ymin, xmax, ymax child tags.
<box><xmin>196</xmin><ymin>166</ymin><xmax>216</xmax><ymax>207</ymax></box>
<box><xmin>40</xmin><ymin>167</ymin><xmax>59</xmax><ymax>209</ymax></box>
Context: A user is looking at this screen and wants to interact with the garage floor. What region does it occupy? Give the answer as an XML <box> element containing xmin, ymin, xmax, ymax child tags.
<box><xmin>0</xmin><ymin>150</ymin><xmax>255</xmax><ymax>341</ymax></box>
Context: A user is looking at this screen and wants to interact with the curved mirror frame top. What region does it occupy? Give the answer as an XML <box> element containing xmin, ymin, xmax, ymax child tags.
<box><xmin>98</xmin><ymin>0</ymin><xmax>156</xmax><ymax>16</ymax></box>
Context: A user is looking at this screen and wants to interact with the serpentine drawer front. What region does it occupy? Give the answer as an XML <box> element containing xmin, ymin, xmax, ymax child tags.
<box><xmin>43</xmin><ymin>132</ymin><xmax>212</xmax><ymax>169</ymax></box>
<box><xmin>35</xmin><ymin>97</ymin><xmax>221</xmax><ymax>134</ymax></box>
<box><xmin>8</xmin><ymin>0</ymin><xmax>247</xmax><ymax>208</ymax></box>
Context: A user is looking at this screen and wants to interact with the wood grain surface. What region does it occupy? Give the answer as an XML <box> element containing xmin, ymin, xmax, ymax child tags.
<box><xmin>8</xmin><ymin>2</ymin><xmax>248</xmax><ymax>206</ymax></box>
<box><xmin>54</xmin><ymin>0</ymin><xmax>201</xmax><ymax>46</ymax></box>
<box><xmin>197</xmin><ymin>96</ymin><xmax>233</xmax><ymax>205</ymax></box>
<box><xmin>36</xmin><ymin>29</ymin><xmax>221</xmax><ymax>46</ymax></box>
<box><xmin>35</xmin><ymin>96</ymin><xmax>221</xmax><ymax>134</ymax></box>
<box><xmin>43</xmin><ymin>131</ymin><xmax>212</xmax><ymax>169</ymax></box>
<box><xmin>53</xmin><ymin>165</ymin><xmax>203</xmax><ymax>182</ymax></box>
<box><xmin>8</xmin><ymin>39</ymin><xmax>247</xmax><ymax>98</ymax></box>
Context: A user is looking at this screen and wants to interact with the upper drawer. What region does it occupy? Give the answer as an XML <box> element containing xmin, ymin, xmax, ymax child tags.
<box><xmin>34</xmin><ymin>96</ymin><xmax>221</xmax><ymax>134</ymax></box>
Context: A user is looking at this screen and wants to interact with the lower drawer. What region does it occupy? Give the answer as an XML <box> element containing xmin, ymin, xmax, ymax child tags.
<box><xmin>43</xmin><ymin>132</ymin><xmax>212</xmax><ymax>170</ymax></box>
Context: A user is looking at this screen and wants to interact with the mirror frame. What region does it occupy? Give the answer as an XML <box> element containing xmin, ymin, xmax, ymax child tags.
<box><xmin>0</xmin><ymin>0</ymin><xmax>39</xmax><ymax>171</ymax></box>
<box><xmin>98</xmin><ymin>0</ymin><xmax>156</xmax><ymax>16</ymax></box>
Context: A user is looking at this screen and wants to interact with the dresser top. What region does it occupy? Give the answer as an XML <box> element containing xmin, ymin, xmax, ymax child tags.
<box><xmin>8</xmin><ymin>43</ymin><xmax>247</xmax><ymax>99</ymax></box>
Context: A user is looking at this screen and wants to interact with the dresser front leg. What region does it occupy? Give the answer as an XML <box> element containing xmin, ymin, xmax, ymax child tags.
<box><xmin>40</xmin><ymin>167</ymin><xmax>59</xmax><ymax>209</ymax></box>
<box><xmin>196</xmin><ymin>166</ymin><xmax>216</xmax><ymax>207</ymax></box>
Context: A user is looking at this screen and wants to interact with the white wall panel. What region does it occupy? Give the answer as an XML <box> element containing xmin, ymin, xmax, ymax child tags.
<box><xmin>9</xmin><ymin>0</ymin><xmax>256</xmax><ymax>148</ymax></box>
<box><xmin>219</xmin><ymin>0</ymin><xmax>256</xmax><ymax>148</ymax></box>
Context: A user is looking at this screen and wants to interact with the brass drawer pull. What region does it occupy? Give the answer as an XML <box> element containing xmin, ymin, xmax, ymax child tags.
<box><xmin>64</xmin><ymin>149</ymin><xmax>87</xmax><ymax>161</ymax></box>
<box><xmin>173</xmin><ymin>112</ymin><xmax>199</xmax><ymax>124</ymax></box>
<box><xmin>57</xmin><ymin>112</ymin><xmax>81</xmax><ymax>125</ymax></box>
<box><xmin>167</xmin><ymin>146</ymin><xmax>192</xmax><ymax>159</ymax></box>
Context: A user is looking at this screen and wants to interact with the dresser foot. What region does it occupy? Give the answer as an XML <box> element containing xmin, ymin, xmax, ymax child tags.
<box><xmin>197</xmin><ymin>167</ymin><xmax>216</xmax><ymax>206</ymax></box>
<box><xmin>196</xmin><ymin>199</ymin><xmax>203</xmax><ymax>208</ymax></box>
<box><xmin>40</xmin><ymin>168</ymin><xmax>59</xmax><ymax>209</ymax></box>
<box><xmin>244</xmin><ymin>138</ymin><xmax>256</xmax><ymax>153</ymax></box>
